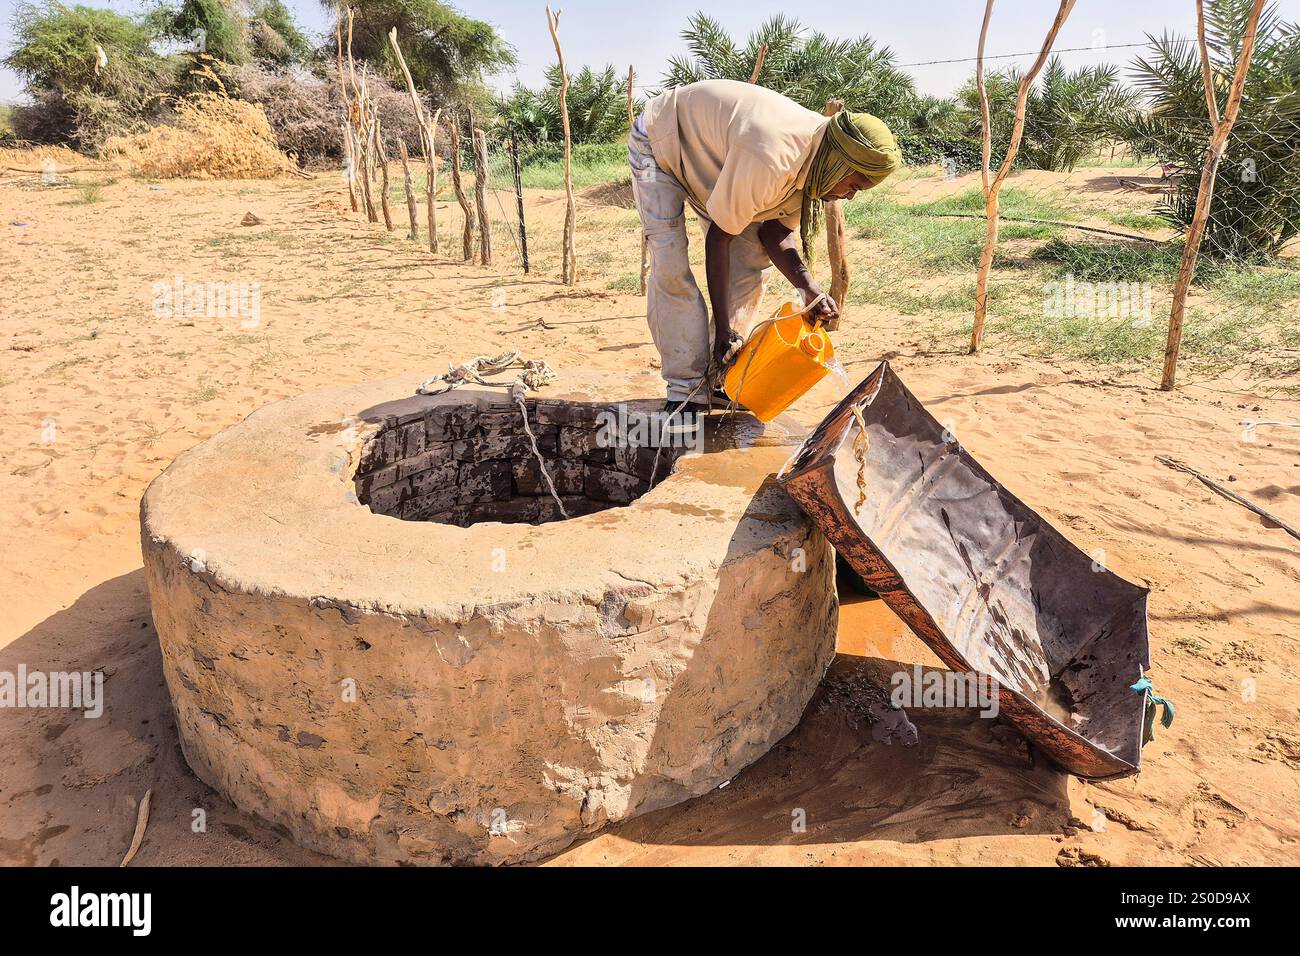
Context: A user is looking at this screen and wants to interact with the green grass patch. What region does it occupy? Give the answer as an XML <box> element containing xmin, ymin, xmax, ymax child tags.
<box><xmin>492</xmin><ymin>141</ymin><xmax>629</xmax><ymax>190</ymax></box>
<box><xmin>1105</xmin><ymin>211</ymin><xmax>1171</xmax><ymax>233</ymax></box>
<box><xmin>62</xmin><ymin>179</ymin><xmax>115</xmax><ymax>205</ymax></box>
<box><xmin>843</xmin><ymin>186</ymin><xmax>1075</xmax><ymax>271</ymax></box>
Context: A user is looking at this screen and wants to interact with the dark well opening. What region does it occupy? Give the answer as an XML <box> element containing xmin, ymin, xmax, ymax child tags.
<box><xmin>354</xmin><ymin>398</ymin><xmax>686</xmax><ymax>526</ymax></box>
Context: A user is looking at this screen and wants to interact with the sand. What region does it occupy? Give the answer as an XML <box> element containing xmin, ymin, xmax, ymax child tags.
<box><xmin>1</xmin><ymin>161</ymin><xmax>1297</xmax><ymax>867</ymax></box>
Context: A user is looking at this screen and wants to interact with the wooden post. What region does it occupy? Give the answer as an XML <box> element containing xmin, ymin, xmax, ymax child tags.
<box><xmin>547</xmin><ymin>5</ymin><xmax>577</xmax><ymax>285</ymax></box>
<box><xmin>1161</xmin><ymin>0</ymin><xmax>1264</xmax><ymax>390</ymax></box>
<box><xmin>341</xmin><ymin>121</ymin><xmax>358</xmax><ymax>212</ymax></box>
<box><xmin>969</xmin><ymin>0</ymin><xmax>1076</xmax><ymax>353</ymax></box>
<box><xmin>510</xmin><ymin>130</ymin><xmax>530</xmax><ymax>273</ymax></box>
<box><xmin>398</xmin><ymin>140</ymin><xmax>419</xmax><ymax>240</ymax></box>
<box><xmin>375</xmin><ymin>114</ymin><xmax>393</xmax><ymax>231</ymax></box>
<box><xmin>823</xmin><ymin>98</ymin><xmax>849</xmax><ymax>328</ymax></box>
<box><xmin>358</xmin><ymin>116</ymin><xmax>377</xmax><ymax>223</ymax></box>
<box><xmin>426</xmin><ymin>110</ymin><xmax>440</xmax><ymax>254</ymax></box>
<box><xmin>387</xmin><ymin>27</ymin><xmax>439</xmax><ymax>253</ymax></box>
<box><xmin>335</xmin><ymin>14</ymin><xmax>357</xmax><ymax>212</ymax></box>
<box><xmin>448</xmin><ymin>114</ymin><xmax>476</xmax><ymax>261</ymax></box>
<box><xmin>749</xmin><ymin>43</ymin><xmax>769</xmax><ymax>84</ymax></box>
<box><xmin>473</xmin><ymin>126</ymin><xmax>492</xmax><ymax>266</ymax></box>
<box><xmin>629</xmin><ymin>64</ymin><xmax>647</xmax><ymax>296</ymax></box>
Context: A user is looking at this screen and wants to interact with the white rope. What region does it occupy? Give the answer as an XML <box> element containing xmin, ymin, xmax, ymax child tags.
<box><xmin>417</xmin><ymin>350</ymin><xmax>556</xmax><ymax>396</ymax></box>
<box><xmin>418</xmin><ymin>351</ymin><xmax>566</xmax><ymax>518</ymax></box>
<box><xmin>512</xmin><ymin>384</ymin><xmax>569</xmax><ymax>519</ymax></box>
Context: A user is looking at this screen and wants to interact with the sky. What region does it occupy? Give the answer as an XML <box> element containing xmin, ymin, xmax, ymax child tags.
<box><xmin>0</xmin><ymin>0</ymin><xmax>1218</xmax><ymax>105</ymax></box>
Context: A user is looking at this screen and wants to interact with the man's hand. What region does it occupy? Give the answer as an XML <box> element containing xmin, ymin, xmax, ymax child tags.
<box><xmin>805</xmin><ymin>287</ymin><xmax>841</xmax><ymax>329</ymax></box>
<box><xmin>757</xmin><ymin>221</ymin><xmax>843</xmax><ymax>331</ymax></box>
<box><xmin>713</xmin><ymin>328</ymin><xmax>742</xmax><ymax>373</ymax></box>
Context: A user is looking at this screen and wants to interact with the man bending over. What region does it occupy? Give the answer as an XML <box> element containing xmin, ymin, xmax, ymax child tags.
<box><xmin>628</xmin><ymin>79</ymin><xmax>901</xmax><ymax>426</ymax></box>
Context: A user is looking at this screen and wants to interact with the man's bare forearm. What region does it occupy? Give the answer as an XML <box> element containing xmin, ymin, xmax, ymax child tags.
<box><xmin>758</xmin><ymin>220</ymin><xmax>817</xmax><ymax>296</ymax></box>
<box><xmin>704</xmin><ymin>222</ymin><xmax>735</xmax><ymax>353</ymax></box>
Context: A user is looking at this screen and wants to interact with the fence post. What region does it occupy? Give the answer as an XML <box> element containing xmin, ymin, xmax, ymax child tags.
<box><xmin>970</xmin><ymin>0</ymin><xmax>1076</xmax><ymax>353</ymax></box>
<box><xmin>749</xmin><ymin>43</ymin><xmax>768</xmax><ymax>84</ymax></box>
<box><xmin>375</xmin><ymin>114</ymin><xmax>393</xmax><ymax>231</ymax></box>
<box><xmin>398</xmin><ymin>140</ymin><xmax>419</xmax><ymax>241</ymax></box>
<box><xmin>547</xmin><ymin>5</ymin><xmax>577</xmax><ymax>285</ymax></box>
<box><xmin>473</xmin><ymin>126</ymin><xmax>492</xmax><ymax>266</ymax></box>
<box><xmin>1161</xmin><ymin>0</ymin><xmax>1265</xmax><ymax>390</ymax></box>
<box><xmin>448</xmin><ymin>114</ymin><xmax>476</xmax><ymax>262</ymax></box>
<box><xmin>510</xmin><ymin>131</ymin><xmax>530</xmax><ymax>274</ymax></box>
<box><xmin>628</xmin><ymin>64</ymin><xmax>647</xmax><ymax>296</ymax></box>
<box><xmin>823</xmin><ymin>98</ymin><xmax>849</xmax><ymax>328</ymax></box>
<box><xmin>336</xmin><ymin>13</ymin><xmax>358</xmax><ymax>212</ymax></box>
<box><xmin>427</xmin><ymin>111</ymin><xmax>440</xmax><ymax>254</ymax></box>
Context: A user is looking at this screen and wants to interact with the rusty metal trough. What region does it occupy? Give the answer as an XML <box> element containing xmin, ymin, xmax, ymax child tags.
<box><xmin>781</xmin><ymin>361</ymin><xmax>1151</xmax><ymax>778</ymax></box>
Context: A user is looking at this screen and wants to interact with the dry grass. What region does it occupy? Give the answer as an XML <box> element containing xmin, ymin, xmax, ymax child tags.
<box><xmin>0</xmin><ymin>144</ymin><xmax>96</xmax><ymax>172</ymax></box>
<box><xmin>101</xmin><ymin>93</ymin><xmax>296</xmax><ymax>180</ymax></box>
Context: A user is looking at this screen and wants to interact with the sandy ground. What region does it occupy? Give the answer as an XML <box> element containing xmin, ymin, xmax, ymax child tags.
<box><xmin>1</xmin><ymin>162</ymin><xmax>1297</xmax><ymax>867</ymax></box>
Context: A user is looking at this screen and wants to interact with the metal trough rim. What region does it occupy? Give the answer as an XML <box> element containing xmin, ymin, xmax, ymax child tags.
<box><xmin>780</xmin><ymin>360</ymin><xmax>1151</xmax><ymax>779</ymax></box>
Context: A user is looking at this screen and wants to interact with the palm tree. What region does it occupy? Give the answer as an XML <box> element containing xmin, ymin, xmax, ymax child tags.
<box><xmin>663</xmin><ymin>13</ymin><xmax>916</xmax><ymax>124</ymax></box>
<box><xmin>498</xmin><ymin>64</ymin><xmax>640</xmax><ymax>145</ymax></box>
<box><xmin>957</xmin><ymin>57</ymin><xmax>1141</xmax><ymax>171</ymax></box>
<box><xmin>1119</xmin><ymin>0</ymin><xmax>1300</xmax><ymax>258</ymax></box>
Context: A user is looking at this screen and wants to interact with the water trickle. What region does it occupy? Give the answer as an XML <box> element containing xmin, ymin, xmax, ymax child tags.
<box><xmin>825</xmin><ymin>357</ymin><xmax>851</xmax><ymax>391</ymax></box>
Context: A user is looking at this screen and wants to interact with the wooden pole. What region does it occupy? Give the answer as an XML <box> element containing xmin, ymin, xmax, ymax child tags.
<box><xmin>510</xmin><ymin>130</ymin><xmax>530</xmax><ymax>273</ymax></box>
<box><xmin>399</xmin><ymin>140</ymin><xmax>419</xmax><ymax>240</ymax></box>
<box><xmin>358</xmin><ymin>111</ymin><xmax>377</xmax><ymax>223</ymax></box>
<box><xmin>426</xmin><ymin>110</ymin><xmax>440</xmax><ymax>254</ymax></box>
<box><xmin>448</xmin><ymin>114</ymin><xmax>476</xmax><ymax>261</ymax></box>
<box><xmin>375</xmin><ymin>114</ymin><xmax>393</xmax><ymax>231</ymax></box>
<box><xmin>387</xmin><ymin>27</ymin><xmax>439</xmax><ymax>253</ymax></box>
<box><xmin>335</xmin><ymin>14</ymin><xmax>357</xmax><ymax>212</ymax></box>
<box><xmin>969</xmin><ymin>0</ymin><xmax>1076</xmax><ymax>353</ymax></box>
<box><xmin>547</xmin><ymin>5</ymin><xmax>577</xmax><ymax>285</ymax></box>
<box><xmin>823</xmin><ymin>98</ymin><xmax>849</xmax><ymax>328</ymax></box>
<box><xmin>749</xmin><ymin>43</ymin><xmax>769</xmax><ymax>84</ymax></box>
<box><xmin>1161</xmin><ymin>0</ymin><xmax>1264</xmax><ymax>390</ymax></box>
<box><xmin>473</xmin><ymin>126</ymin><xmax>492</xmax><ymax>266</ymax></box>
<box><xmin>629</xmin><ymin>64</ymin><xmax>647</xmax><ymax>296</ymax></box>
<box><xmin>341</xmin><ymin>121</ymin><xmax>358</xmax><ymax>212</ymax></box>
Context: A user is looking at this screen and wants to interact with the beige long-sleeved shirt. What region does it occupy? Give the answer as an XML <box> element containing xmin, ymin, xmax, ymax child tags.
<box><xmin>642</xmin><ymin>80</ymin><xmax>831</xmax><ymax>236</ymax></box>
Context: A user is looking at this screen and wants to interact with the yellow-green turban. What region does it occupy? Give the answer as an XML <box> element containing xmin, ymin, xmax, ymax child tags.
<box><xmin>801</xmin><ymin>111</ymin><xmax>902</xmax><ymax>259</ymax></box>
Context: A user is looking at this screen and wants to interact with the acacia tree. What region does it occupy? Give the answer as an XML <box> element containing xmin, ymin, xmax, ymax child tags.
<box><xmin>321</xmin><ymin>0</ymin><xmax>514</xmax><ymax>106</ymax></box>
<box><xmin>4</xmin><ymin>1</ymin><xmax>180</xmax><ymax>145</ymax></box>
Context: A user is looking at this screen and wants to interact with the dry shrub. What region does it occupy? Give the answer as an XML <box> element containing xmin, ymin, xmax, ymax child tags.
<box><xmin>230</xmin><ymin>64</ymin><xmax>434</xmax><ymax>167</ymax></box>
<box><xmin>101</xmin><ymin>92</ymin><xmax>296</xmax><ymax>178</ymax></box>
<box><xmin>0</xmin><ymin>143</ymin><xmax>98</xmax><ymax>171</ymax></box>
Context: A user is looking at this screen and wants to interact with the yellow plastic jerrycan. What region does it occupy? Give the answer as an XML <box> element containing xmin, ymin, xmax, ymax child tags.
<box><xmin>723</xmin><ymin>300</ymin><xmax>835</xmax><ymax>422</ymax></box>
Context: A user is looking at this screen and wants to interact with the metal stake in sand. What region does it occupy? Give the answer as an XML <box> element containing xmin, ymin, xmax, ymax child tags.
<box><xmin>509</xmin><ymin>130</ymin><xmax>530</xmax><ymax>273</ymax></box>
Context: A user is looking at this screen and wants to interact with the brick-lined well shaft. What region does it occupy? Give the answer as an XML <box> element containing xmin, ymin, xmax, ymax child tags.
<box><xmin>354</xmin><ymin>398</ymin><xmax>684</xmax><ymax>526</ymax></box>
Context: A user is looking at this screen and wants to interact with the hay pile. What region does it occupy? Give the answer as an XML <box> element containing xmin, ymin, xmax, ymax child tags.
<box><xmin>102</xmin><ymin>93</ymin><xmax>297</xmax><ymax>179</ymax></box>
